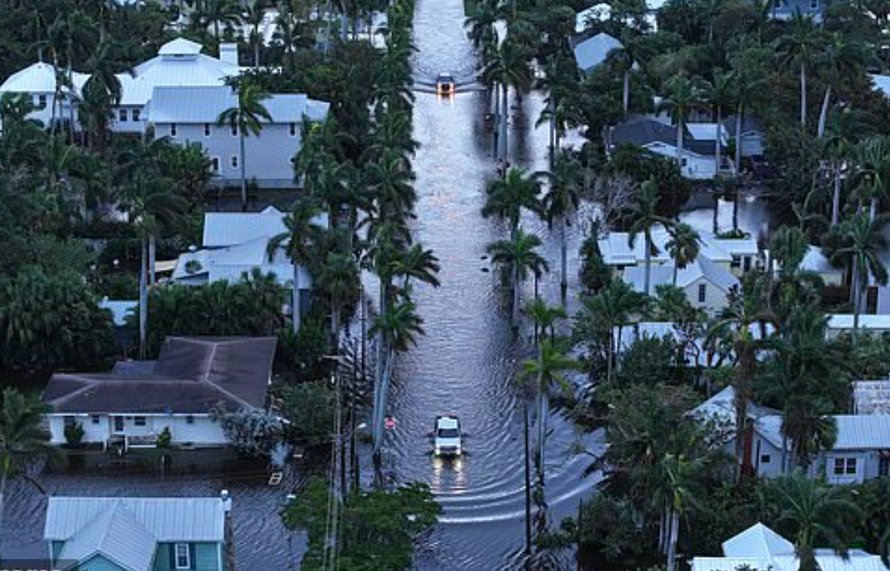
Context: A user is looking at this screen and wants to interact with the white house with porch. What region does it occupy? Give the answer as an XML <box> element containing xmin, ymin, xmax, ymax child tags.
<box><xmin>41</xmin><ymin>336</ymin><xmax>277</xmax><ymax>450</ymax></box>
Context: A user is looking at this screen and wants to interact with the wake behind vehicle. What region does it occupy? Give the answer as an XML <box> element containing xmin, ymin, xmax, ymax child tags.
<box><xmin>436</xmin><ymin>73</ymin><xmax>456</xmax><ymax>95</ymax></box>
<box><xmin>434</xmin><ymin>415</ymin><xmax>462</xmax><ymax>456</ymax></box>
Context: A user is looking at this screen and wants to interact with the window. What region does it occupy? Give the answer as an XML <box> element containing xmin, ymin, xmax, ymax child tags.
<box><xmin>880</xmin><ymin>456</ymin><xmax>890</xmax><ymax>477</ymax></box>
<box><xmin>289</xmin><ymin>123</ymin><xmax>297</xmax><ymax>137</ymax></box>
<box><xmin>730</xmin><ymin>257</ymin><xmax>741</xmax><ymax>268</ymax></box>
<box><xmin>114</xmin><ymin>416</ymin><xmax>124</xmax><ymax>432</ymax></box>
<box><xmin>743</xmin><ymin>256</ymin><xmax>752</xmax><ymax>272</ymax></box>
<box><xmin>833</xmin><ymin>457</ymin><xmax>857</xmax><ymax>475</ymax></box>
<box><xmin>231</xmin><ymin>124</ymin><xmax>238</xmax><ymax>137</ymax></box>
<box><xmin>91</xmin><ymin>415</ymin><xmax>100</xmax><ymax>425</ymax></box>
<box><xmin>174</xmin><ymin>543</ymin><xmax>191</xmax><ymax>570</ymax></box>
<box><xmin>204</xmin><ymin>123</ymin><xmax>211</xmax><ymax>137</ymax></box>
<box><xmin>680</xmin><ymin>158</ymin><xmax>688</xmax><ymax>167</ymax></box>
<box><xmin>760</xmin><ymin>454</ymin><xmax>771</xmax><ymax>464</ymax></box>
<box><xmin>170</xmin><ymin>123</ymin><xmax>178</xmax><ymax>137</ymax></box>
<box><xmin>698</xmin><ymin>283</ymin><xmax>707</xmax><ymax>303</ymax></box>
<box><xmin>810</xmin><ymin>0</ymin><xmax>818</xmax><ymax>8</ymax></box>
<box><xmin>210</xmin><ymin>157</ymin><xmax>220</xmax><ymax>173</ymax></box>
<box><xmin>186</xmin><ymin>415</ymin><xmax>195</xmax><ymax>424</ymax></box>
<box><xmin>64</xmin><ymin>416</ymin><xmax>76</xmax><ymax>427</ymax></box>
<box><xmin>231</xmin><ymin>155</ymin><xmax>239</xmax><ymax>169</ymax></box>
<box><xmin>37</xmin><ymin>94</ymin><xmax>47</xmax><ymax>109</ymax></box>
<box><xmin>134</xmin><ymin>416</ymin><xmax>147</xmax><ymax>427</ymax></box>
<box><xmin>132</xmin><ymin>108</ymin><xmax>141</xmax><ymax>122</ymax></box>
<box><xmin>119</xmin><ymin>108</ymin><xmax>128</xmax><ymax>122</ymax></box>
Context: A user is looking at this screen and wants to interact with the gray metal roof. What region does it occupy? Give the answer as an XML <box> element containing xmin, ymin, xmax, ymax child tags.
<box><xmin>612</xmin><ymin>118</ymin><xmax>722</xmax><ymax>156</ymax></box>
<box><xmin>58</xmin><ymin>501</ymin><xmax>157</xmax><ymax>571</ymax></box>
<box><xmin>573</xmin><ymin>32</ymin><xmax>622</xmax><ymax>73</ymax></box>
<box><xmin>45</xmin><ymin>496</ymin><xmax>226</xmax><ymax>543</ymax></box>
<box><xmin>42</xmin><ymin>337</ymin><xmax>276</xmax><ymax>414</ymax></box>
<box><xmin>202</xmin><ymin>207</ymin><xmax>286</xmax><ymax>247</ymax></box>
<box><xmin>147</xmin><ymin>85</ymin><xmax>330</xmax><ymax>124</ymax></box>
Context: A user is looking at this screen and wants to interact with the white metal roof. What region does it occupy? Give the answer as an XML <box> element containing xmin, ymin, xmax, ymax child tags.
<box><xmin>687</xmin><ymin>123</ymin><xmax>727</xmax><ymax>142</ymax></box>
<box><xmin>158</xmin><ymin>37</ymin><xmax>204</xmax><ymax>56</ymax></box>
<box><xmin>832</xmin><ymin>415</ymin><xmax>890</xmax><ymax>450</ymax></box>
<box><xmin>0</xmin><ymin>62</ymin><xmax>90</xmax><ymax>95</ymax></box>
<box><xmin>827</xmin><ymin>314</ymin><xmax>890</xmax><ymax>330</ymax></box>
<box><xmin>800</xmin><ymin>245</ymin><xmax>842</xmax><ymax>275</ymax></box>
<box><xmin>597</xmin><ymin>226</ymin><xmax>757</xmax><ymax>267</ymax></box>
<box><xmin>147</xmin><ymin>85</ymin><xmax>327</xmax><ymax>124</ymax></box>
<box><xmin>724</xmin><ymin>522</ymin><xmax>794</xmax><ymax>558</ymax></box>
<box><xmin>573</xmin><ymin>32</ymin><xmax>622</xmax><ymax>72</ymax></box>
<box><xmin>45</xmin><ymin>497</ymin><xmax>226</xmax><ymax>543</ymax></box>
<box><xmin>622</xmin><ymin>256</ymin><xmax>739</xmax><ymax>293</ymax></box>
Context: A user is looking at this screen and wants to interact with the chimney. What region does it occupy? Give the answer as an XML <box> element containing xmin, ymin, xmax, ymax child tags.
<box><xmin>219</xmin><ymin>43</ymin><xmax>239</xmax><ymax>66</ymax></box>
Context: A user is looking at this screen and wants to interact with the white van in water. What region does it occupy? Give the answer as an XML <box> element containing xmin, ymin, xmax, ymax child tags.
<box><xmin>434</xmin><ymin>415</ymin><xmax>462</xmax><ymax>456</ymax></box>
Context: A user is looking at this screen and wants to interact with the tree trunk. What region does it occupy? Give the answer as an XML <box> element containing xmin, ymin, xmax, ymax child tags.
<box><xmin>676</xmin><ymin>118</ymin><xmax>684</xmax><ymax>168</ymax></box>
<box><xmin>500</xmin><ymin>83</ymin><xmax>509</xmax><ymax>161</ymax></box>
<box><xmin>852</xmin><ymin>261</ymin><xmax>861</xmax><ymax>341</ymax></box>
<box><xmin>537</xmin><ymin>383</ymin><xmax>549</xmax><ymax>486</ymax></box>
<box><xmin>818</xmin><ymin>85</ymin><xmax>831</xmax><ymax>139</ymax></box>
<box><xmin>735</xmin><ymin>104</ymin><xmax>743</xmax><ymax>177</ymax></box>
<box><xmin>666</xmin><ymin>506</ymin><xmax>680</xmax><ymax>571</ymax></box>
<box><xmin>715</xmin><ymin>105</ymin><xmax>722</xmax><ymax>176</ymax></box>
<box><xmin>606</xmin><ymin>329</ymin><xmax>614</xmax><ymax>384</ymax></box>
<box><xmin>548</xmin><ymin>97</ymin><xmax>556</xmax><ymax>169</ymax></box>
<box><xmin>672</xmin><ymin>261</ymin><xmax>678</xmax><ymax>286</ymax></box>
<box><xmin>292</xmin><ymin>262</ymin><xmax>301</xmax><ymax>333</ymax></box>
<box><xmin>644</xmin><ymin>233</ymin><xmax>652</xmax><ymax>295</ymax></box>
<box><xmin>832</xmin><ymin>159</ymin><xmax>842</xmax><ymax>225</ymax></box>
<box><xmin>713</xmin><ymin>193</ymin><xmax>720</xmax><ymax>234</ymax></box>
<box><xmin>559</xmin><ymin>217</ymin><xmax>568</xmax><ymax>304</ymax></box>
<box><xmin>254</xmin><ymin>43</ymin><xmax>261</xmax><ymax>68</ymax></box>
<box><xmin>139</xmin><ymin>236</ymin><xmax>148</xmax><ymax>359</ymax></box>
<box><xmin>239</xmin><ymin>130</ymin><xmax>247</xmax><ymax>212</ymax></box>
<box><xmin>523</xmin><ymin>400</ymin><xmax>533</xmax><ymax>555</ymax></box>
<box><xmin>623</xmin><ymin>70</ymin><xmax>630</xmax><ymax>115</ymax></box>
<box><xmin>733</xmin><ymin>182</ymin><xmax>740</xmax><ymax>233</ymax></box>
<box><xmin>493</xmin><ymin>81</ymin><xmax>500</xmax><ymax>157</ymax></box>
<box><xmin>800</xmin><ymin>62</ymin><xmax>807</xmax><ymax>130</ymax></box>
<box><xmin>0</xmin><ymin>469</ymin><xmax>8</xmax><ymax>561</ymax></box>
<box><xmin>148</xmin><ymin>234</ymin><xmax>156</xmax><ymax>286</ymax></box>
<box><xmin>512</xmin><ymin>264</ymin><xmax>521</xmax><ymax>327</ymax></box>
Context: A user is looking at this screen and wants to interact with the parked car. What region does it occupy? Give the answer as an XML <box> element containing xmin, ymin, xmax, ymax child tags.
<box><xmin>437</xmin><ymin>73</ymin><xmax>455</xmax><ymax>95</ymax></box>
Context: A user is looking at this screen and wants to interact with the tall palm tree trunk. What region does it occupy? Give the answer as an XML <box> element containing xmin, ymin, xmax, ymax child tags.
<box><xmin>536</xmin><ymin>378</ymin><xmax>549</xmax><ymax>486</ymax></box>
<box><xmin>735</xmin><ymin>105</ymin><xmax>743</xmax><ymax>177</ymax></box>
<box><xmin>148</xmin><ymin>235</ymin><xmax>156</xmax><ymax>286</ymax></box>
<box><xmin>676</xmin><ymin>119</ymin><xmax>684</xmax><ymax>167</ymax></box>
<box><xmin>818</xmin><ymin>85</ymin><xmax>832</xmax><ymax>139</ymax></box>
<box><xmin>666</xmin><ymin>506</ymin><xmax>680</xmax><ymax>571</ymax></box>
<box><xmin>239</xmin><ymin>130</ymin><xmax>248</xmax><ymax>212</ymax></box>
<box><xmin>852</xmin><ymin>261</ymin><xmax>861</xmax><ymax>341</ymax></box>
<box><xmin>832</xmin><ymin>160</ymin><xmax>842</xmax><ymax>225</ymax></box>
<box><xmin>644</xmin><ymin>234</ymin><xmax>652</xmax><ymax>295</ymax></box>
<box><xmin>512</xmin><ymin>264</ymin><xmax>521</xmax><ymax>326</ymax></box>
<box><xmin>559</xmin><ymin>217</ymin><xmax>568</xmax><ymax>303</ymax></box>
<box><xmin>500</xmin><ymin>83</ymin><xmax>509</xmax><ymax>161</ymax></box>
<box><xmin>292</xmin><ymin>262</ymin><xmax>301</xmax><ymax>333</ymax></box>
<box><xmin>800</xmin><ymin>62</ymin><xmax>807</xmax><ymax>129</ymax></box>
<box><xmin>623</xmin><ymin>70</ymin><xmax>630</xmax><ymax>115</ymax></box>
<box><xmin>493</xmin><ymin>81</ymin><xmax>500</xmax><ymax>157</ymax></box>
<box><xmin>715</xmin><ymin>105</ymin><xmax>722</xmax><ymax>175</ymax></box>
<box><xmin>139</xmin><ymin>236</ymin><xmax>148</xmax><ymax>359</ymax></box>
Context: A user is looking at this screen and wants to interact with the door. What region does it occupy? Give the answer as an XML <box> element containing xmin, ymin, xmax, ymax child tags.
<box><xmin>113</xmin><ymin>416</ymin><xmax>125</xmax><ymax>434</ymax></box>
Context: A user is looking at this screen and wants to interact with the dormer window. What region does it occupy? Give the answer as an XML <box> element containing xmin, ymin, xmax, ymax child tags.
<box><xmin>231</xmin><ymin>124</ymin><xmax>238</xmax><ymax>137</ymax></box>
<box><xmin>171</xmin><ymin>123</ymin><xmax>177</xmax><ymax>137</ymax></box>
<box><xmin>289</xmin><ymin>123</ymin><xmax>297</xmax><ymax>137</ymax></box>
<box><xmin>204</xmin><ymin>123</ymin><xmax>211</xmax><ymax>137</ymax></box>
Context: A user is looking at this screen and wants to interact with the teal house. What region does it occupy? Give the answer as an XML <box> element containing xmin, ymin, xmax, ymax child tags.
<box><xmin>44</xmin><ymin>496</ymin><xmax>230</xmax><ymax>571</ymax></box>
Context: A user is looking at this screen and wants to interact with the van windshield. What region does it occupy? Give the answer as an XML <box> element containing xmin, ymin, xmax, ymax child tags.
<box><xmin>437</xmin><ymin>428</ymin><xmax>459</xmax><ymax>438</ymax></box>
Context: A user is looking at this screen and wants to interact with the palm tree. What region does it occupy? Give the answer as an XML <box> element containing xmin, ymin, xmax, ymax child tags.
<box><xmin>482</xmin><ymin>166</ymin><xmax>544</xmax><ymax>237</ymax></box>
<box><xmin>524</xmin><ymin>298</ymin><xmax>567</xmax><ymax>345</ymax></box>
<box><xmin>776</xmin><ymin>13</ymin><xmax>821</xmax><ymax>130</ymax></box>
<box><xmin>770</xmin><ymin>225</ymin><xmax>808</xmax><ymax>278</ymax></box>
<box><xmin>370</xmin><ymin>300</ymin><xmax>424</xmax><ymax>455</ymax></box>
<box><xmin>267</xmin><ymin>197</ymin><xmax>324</xmax><ymax>334</ymax></box>
<box><xmin>117</xmin><ymin>171</ymin><xmax>187</xmax><ymax>359</ymax></box>
<box><xmin>217</xmin><ymin>82</ymin><xmax>271</xmax><ymax>212</ymax></box>
<box><xmin>0</xmin><ymin>388</ymin><xmax>50</xmax><ymax>558</ymax></box>
<box><xmin>317</xmin><ymin>252</ymin><xmax>360</xmax><ymax>339</ymax></box>
<box><xmin>659</xmin><ymin>76</ymin><xmax>702</xmax><ymax>166</ymax></box>
<box><xmin>817</xmin><ymin>33</ymin><xmax>866</xmax><ymax>138</ymax></box>
<box><xmin>854</xmin><ymin>136</ymin><xmax>890</xmax><ymax>219</ymax></box>
<box><xmin>195</xmin><ymin>0</ymin><xmax>243</xmax><ymax>40</ymax></box>
<box><xmin>628</xmin><ymin>178</ymin><xmax>673</xmax><ymax>295</ymax></box>
<box><xmin>762</xmin><ymin>471</ymin><xmax>862</xmax><ymax>571</ymax></box>
<box><xmin>831</xmin><ymin>213</ymin><xmax>890</xmax><ymax>338</ymax></box>
<box><xmin>666</xmin><ymin>223</ymin><xmax>700</xmax><ymax>285</ymax></box>
<box><xmin>482</xmin><ymin>40</ymin><xmax>534</xmax><ymax>161</ymax></box>
<box><xmin>244</xmin><ymin>0</ymin><xmax>269</xmax><ymax>67</ymax></box>
<box><xmin>543</xmin><ymin>151</ymin><xmax>582</xmax><ymax>299</ymax></box>
<box><xmin>464</xmin><ymin>0</ymin><xmax>500</xmax><ymax>53</ymax></box>
<box><xmin>707</xmin><ymin>272</ymin><xmax>772</xmax><ymax>478</ymax></box>
<box><xmin>487</xmin><ymin>229</ymin><xmax>549</xmax><ymax>326</ymax></box>
<box><xmin>700</xmin><ymin>69</ymin><xmax>735</xmax><ymax>175</ymax></box>
<box><xmin>391</xmin><ymin>243</ymin><xmax>440</xmax><ymax>291</ymax></box>
<box><xmin>368</xmin><ymin>149</ymin><xmax>417</xmax><ymax>224</ymax></box>
<box><xmin>657</xmin><ymin>449</ymin><xmax>706</xmax><ymax>571</ymax></box>
<box><xmin>823</xmin><ymin>109</ymin><xmax>872</xmax><ymax>224</ymax></box>
<box><xmin>519</xmin><ymin>338</ymin><xmax>578</xmax><ymax>486</ymax></box>
<box><xmin>577</xmin><ymin>279</ymin><xmax>648</xmax><ymax>384</ymax></box>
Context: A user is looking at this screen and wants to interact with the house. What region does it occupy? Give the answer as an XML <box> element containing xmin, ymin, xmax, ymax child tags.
<box><xmin>853</xmin><ymin>379</ymin><xmax>890</xmax><ymax>415</ymax></box>
<box><xmin>610</xmin><ymin>118</ymin><xmax>729</xmax><ymax>179</ymax></box>
<box><xmin>768</xmin><ymin>0</ymin><xmax>827</xmax><ymax>22</ymax></box>
<box><xmin>695</xmin><ymin>391</ymin><xmax>890</xmax><ymax>484</ymax></box>
<box><xmin>573</xmin><ymin>32</ymin><xmax>622</xmax><ymax>74</ymax></box>
<box><xmin>147</xmin><ymin>85</ymin><xmax>329</xmax><ymax>188</ymax></box>
<box><xmin>622</xmin><ymin>256</ymin><xmax>739</xmax><ymax>313</ymax></box>
<box><xmin>598</xmin><ymin>225</ymin><xmax>759</xmax><ymax>277</ymax></box>
<box><xmin>44</xmin><ymin>494</ymin><xmax>230</xmax><ymax>571</ymax></box>
<box><xmin>826</xmin><ymin>314</ymin><xmax>890</xmax><ymax>337</ymax></box>
<box><xmin>0</xmin><ymin>38</ymin><xmax>330</xmax><ymax>189</ymax></box>
<box><xmin>171</xmin><ymin>206</ymin><xmax>315</xmax><ymax>313</ymax></box>
<box><xmin>41</xmin><ymin>336</ymin><xmax>277</xmax><ymax>450</ymax></box>
<box><xmin>799</xmin><ymin>245</ymin><xmax>844</xmax><ymax>286</ymax></box>
<box><xmin>692</xmin><ymin>522</ymin><xmax>888</xmax><ymax>571</ymax></box>
<box><xmin>723</xmin><ymin>114</ymin><xmax>765</xmax><ymax>159</ymax></box>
